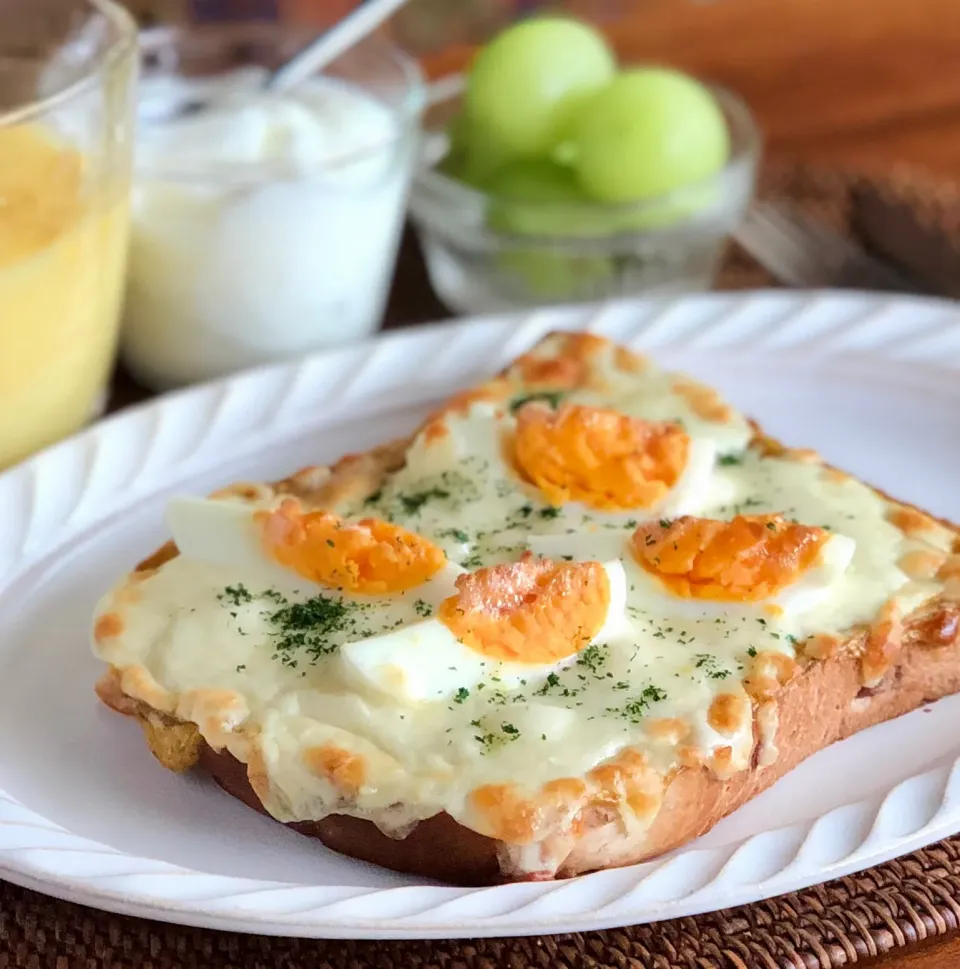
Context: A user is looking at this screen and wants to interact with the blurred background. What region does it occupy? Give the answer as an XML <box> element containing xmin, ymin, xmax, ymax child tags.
<box><xmin>3</xmin><ymin>0</ymin><xmax>958</xmax><ymax>469</ymax></box>
<box><xmin>119</xmin><ymin>0</ymin><xmax>960</xmax><ymax>176</ymax></box>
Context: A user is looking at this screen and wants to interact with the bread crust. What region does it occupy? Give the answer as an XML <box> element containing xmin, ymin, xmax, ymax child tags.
<box><xmin>199</xmin><ymin>744</ymin><xmax>504</xmax><ymax>885</ymax></box>
<box><xmin>176</xmin><ymin>610</ymin><xmax>957</xmax><ymax>883</ymax></box>
<box><xmin>96</xmin><ymin>331</ymin><xmax>960</xmax><ymax>885</ymax></box>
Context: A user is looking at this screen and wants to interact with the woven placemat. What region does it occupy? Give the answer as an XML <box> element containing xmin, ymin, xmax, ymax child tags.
<box><xmin>4</xmin><ymin>838</ymin><xmax>960</xmax><ymax>967</ymax></box>
<box><xmin>64</xmin><ymin>162</ymin><xmax>960</xmax><ymax>968</ymax></box>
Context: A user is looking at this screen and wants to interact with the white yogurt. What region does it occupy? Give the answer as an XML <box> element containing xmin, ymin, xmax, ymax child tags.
<box><xmin>122</xmin><ymin>69</ymin><xmax>418</xmax><ymax>389</ymax></box>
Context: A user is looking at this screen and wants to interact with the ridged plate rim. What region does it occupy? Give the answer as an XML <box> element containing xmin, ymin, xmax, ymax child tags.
<box><xmin>1</xmin><ymin>289</ymin><xmax>959</xmax><ymax>939</ymax></box>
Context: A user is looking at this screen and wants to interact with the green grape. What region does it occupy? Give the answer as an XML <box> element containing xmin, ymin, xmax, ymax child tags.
<box><xmin>488</xmin><ymin>159</ymin><xmax>584</xmax><ymax>207</ymax></box>
<box><xmin>464</xmin><ymin>18</ymin><xmax>617</xmax><ymax>158</ymax></box>
<box><xmin>486</xmin><ymin>160</ymin><xmax>597</xmax><ymax>236</ymax></box>
<box><xmin>459</xmin><ymin>134</ymin><xmax>516</xmax><ymax>188</ymax></box>
<box><xmin>439</xmin><ymin>113</ymin><xmax>515</xmax><ymax>188</ymax></box>
<box><xmin>572</xmin><ymin>68</ymin><xmax>730</xmax><ymax>204</ymax></box>
<box><xmin>487</xmin><ymin>159</ymin><xmax>634</xmax><ymax>238</ymax></box>
<box><xmin>484</xmin><ymin>161</ymin><xmax>614</xmax><ymax>300</ymax></box>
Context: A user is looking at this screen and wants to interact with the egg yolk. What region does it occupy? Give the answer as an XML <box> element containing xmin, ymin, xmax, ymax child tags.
<box><xmin>510</xmin><ymin>403</ymin><xmax>689</xmax><ymax>510</ymax></box>
<box><xmin>630</xmin><ymin>515</ymin><xmax>829</xmax><ymax>602</ymax></box>
<box><xmin>437</xmin><ymin>556</ymin><xmax>610</xmax><ymax>664</ymax></box>
<box><xmin>258</xmin><ymin>499</ymin><xmax>447</xmax><ymax>595</ymax></box>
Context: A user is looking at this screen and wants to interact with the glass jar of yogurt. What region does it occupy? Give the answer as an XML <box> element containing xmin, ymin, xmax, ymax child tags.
<box><xmin>123</xmin><ymin>25</ymin><xmax>424</xmax><ymax>391</ymax></box>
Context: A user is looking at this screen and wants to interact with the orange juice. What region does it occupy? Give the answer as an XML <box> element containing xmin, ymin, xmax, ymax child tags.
<box><xmin>0</xmin><ymin>124</ymin><xmax>130</xmax><ymax>468</ymax></box>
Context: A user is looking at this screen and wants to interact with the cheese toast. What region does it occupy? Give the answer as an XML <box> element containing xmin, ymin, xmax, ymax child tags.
<box><xmin>91</xmin><ymin>331</ymin><xmax>960</xmax><ymax>884</ymax></box>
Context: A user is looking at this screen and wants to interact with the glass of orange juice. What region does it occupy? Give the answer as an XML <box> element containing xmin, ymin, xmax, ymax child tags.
<box><xmin>0</xmin><ymin>0</ymin><xmax>136</xmax><ymax>469</ymax></box>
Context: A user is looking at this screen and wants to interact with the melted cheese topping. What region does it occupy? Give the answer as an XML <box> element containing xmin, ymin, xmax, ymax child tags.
<box><xmin>91</xmin><ymin>336</ymin><xmax>956</xmax><ymax>862</ymax></box>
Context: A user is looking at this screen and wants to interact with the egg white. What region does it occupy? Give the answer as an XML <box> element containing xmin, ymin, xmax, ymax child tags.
<box><xmin>657</xmin><ymin>437</ymin><xmax>726</xmax><ymax>518</ymax></box>
<box><xmin>338</xmin><ymin>559</ymin><xmax>629</xmax><ymax>704</ymax></box>
<box><xmin>167</xmin><ymin>496</ymin><xmax>301</xmax><ymax>591</ymax></box>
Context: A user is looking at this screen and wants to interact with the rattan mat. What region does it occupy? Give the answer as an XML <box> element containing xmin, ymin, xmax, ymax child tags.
<box><xmin>32</xmin><ymin>162</ymin><xmax>960</xmax><ymax>968</ymax></box>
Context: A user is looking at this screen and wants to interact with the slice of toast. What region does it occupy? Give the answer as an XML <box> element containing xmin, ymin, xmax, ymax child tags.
<box><xmin>92</xmin><ymin>331</ymin><xmax>960</xmax><ymax>884</ymax></box>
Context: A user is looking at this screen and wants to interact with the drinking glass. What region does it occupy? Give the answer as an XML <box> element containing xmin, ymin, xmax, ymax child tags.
<box><xmin>0</xmin><ymin>0</ymin><xmax>136</xmax><ymax>468</ymax></box>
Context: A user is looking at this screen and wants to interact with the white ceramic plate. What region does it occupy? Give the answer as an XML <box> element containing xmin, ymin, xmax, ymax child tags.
<box><xmin>1</xmin><ymin>291</ymin><xmax>960</xmax><ymax>940</ymax></box>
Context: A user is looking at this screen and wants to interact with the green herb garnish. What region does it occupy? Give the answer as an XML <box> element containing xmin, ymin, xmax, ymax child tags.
<box><xmin>694</xmin><ymin>653</ymin><xmax>731</xmax><ymax>679</ymax></box>
<box><xmin>267</xmin><ymin>594</ymin><xmax>356</xmax><ymax>665</ymax></box>
<box><xmin>398</xmin><ymin>487</ymin><xmax>450</xmax><ymax>515</ymax></box>
<box><xmin>509</xmin><ymin>390</ymin><xmax>564</xmax><ymax>414</ymax></box>
<box><xmin>219</xmin><ymin>584</ymin><xmax>253</xmax><ymax>606</ymax></box>
<box><xmin>535</xmin><ymin>671</ymin><xmax>562</xmax><ymax>696</ymax></box>
<box><xmin>611</xmin><ymin>685</ymin><xmax>668</xmax><ymax>723</ymax></box>
<box><xmin>474</xmin><ymin>720</ymin><xmax>522</xmax><ymax>753</ymax></box>
<box><xmin>576</xmin><ymin>643</ymin><xmax>606</xmax><ymax>673</ymax></box>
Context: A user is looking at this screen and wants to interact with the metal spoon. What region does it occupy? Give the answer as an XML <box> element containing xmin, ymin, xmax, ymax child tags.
<box><xmin>168</xmin><ymin>0</ymin><xmax>412</xmax><ymax>120</ymax></box>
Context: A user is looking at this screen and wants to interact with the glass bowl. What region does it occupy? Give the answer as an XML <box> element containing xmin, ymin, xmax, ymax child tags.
<box><xmin>409</xmin><ymin>84</ymin><xmax>761</xmax><ymax>314</ymax></box>
<box><xmin>123</xmin><ymin>23</ymin><xmax>424</xmax><ymax>391</ymax></box>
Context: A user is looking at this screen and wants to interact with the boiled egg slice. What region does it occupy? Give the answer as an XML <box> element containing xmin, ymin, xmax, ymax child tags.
<box><xmin>628</xmin><ymin>515</ymin><xmax>856</xmax><ymax>622</ymax></box>
<box><xmin>166</xmin><ymin>496</ymin><xmax>455</xmax><ymax>597</ymax></box>
<box><xmin>510</xmin><ymin>402</ymin><xmax>723</xmax><ymax>519</ymax></box>
<box><xmin>338</xmin><ymin>558</ymin><xmax>628</xmax><ymax>704</ymax></box>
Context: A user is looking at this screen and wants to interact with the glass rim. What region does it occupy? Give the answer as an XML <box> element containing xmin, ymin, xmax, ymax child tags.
<box><xmin>413</xmin><ymin>83</ymin><xmax>762</xmax><ymax>224</ymax></box>
<box><xmin>136</xmin><ymin>24</ymin><xmax>425</xmax><ymax>183</ymax></box>
<box><xmin>0</xmin><ymin>0</ymin><xmax>138</xmax><ymax>128</ymax></box>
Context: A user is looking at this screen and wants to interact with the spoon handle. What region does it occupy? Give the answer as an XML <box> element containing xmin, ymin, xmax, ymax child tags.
<box><xmin>267</xmin><ymin>0</ymin><xmax>413</xmax><ymax>94</ymax></box>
